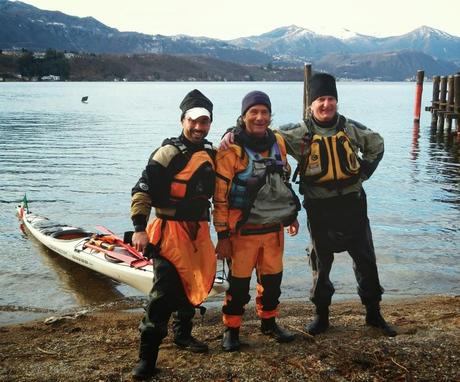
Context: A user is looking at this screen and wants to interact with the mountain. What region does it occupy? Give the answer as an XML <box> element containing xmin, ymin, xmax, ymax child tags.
<box><xmin>0</xmin><ymin>0</ymin><xmax>270</xmax><ymax>65</ymax></box>
<box><xmin>1</xmin><ymin>0</ymin><xmax>459</xmax><ymax>80</ymax></box>
<box><xmin>230</xmin><ymin>25</ymin><xmax>460</xmax><ymax>64</ymax></box>
<box><xmin>317</xmin><ymin>50</ymin><xmax>459</xmax><ymax>81</ymax></box>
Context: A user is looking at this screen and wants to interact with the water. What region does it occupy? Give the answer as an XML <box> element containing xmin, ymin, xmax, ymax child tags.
<box><xmin>1</xmin><ymin>81</ymin><xmax>459</xmax><ymax>325</ymax></box>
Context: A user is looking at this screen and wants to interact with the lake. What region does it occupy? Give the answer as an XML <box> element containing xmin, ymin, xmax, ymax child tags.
<box><xmin>1</xmin><ymin>81</ymin><xmax>459</xmax><ymax>325</ymax></box>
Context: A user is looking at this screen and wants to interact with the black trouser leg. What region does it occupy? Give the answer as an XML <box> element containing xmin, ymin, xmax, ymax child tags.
<box><xmin>137</xmin><ymin>256</ymin><xmax>185</xmax><ymax>361</ymax></box>
<box><xmin>257</xmin><ymin>272</ymin><xmax>282</xmax><ymax>313</ymax></box>
<box><xmin>347</xmin><ymin>219</ymin><xmax>384</xmax><ymax>306</ymax></box>
<box><xmin>222</xmin><ymin>273</ymin><xmax>251</xmax><ymax>317</ymax></box>
<box><xmin>308</xmin><ymin>243</ymin><xmax>335</xmax><ymax>307</ymax></box>
<box><xmin>172</xmin><ymin>305</ymin><xmax>195</xmax><ymax>341</ymax></box>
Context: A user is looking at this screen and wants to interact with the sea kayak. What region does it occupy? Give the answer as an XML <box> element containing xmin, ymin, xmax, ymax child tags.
<box><xmin>16</xmin><ymin>201</ymin><xmax>228</xmax><ymax>298</ymax></box>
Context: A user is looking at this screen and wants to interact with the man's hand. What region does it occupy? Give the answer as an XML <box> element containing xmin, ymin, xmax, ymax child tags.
<box><xmin>286</xmin><ymin>219</ymin><xmax>299</xmax><ymax>236</ymax></box>
<box><xmin>215</xmin><ymin>238</ymin><xmax>232</xmax><ymax>260</ymax></box>
<box><xmin>132</xmin><ymin>231</ymin><xmax>149</xmax><ymax>253</ymax></box>
<box><xmin>218</xmin><ymin>132</ymin><xmax>234</xmax><ymax>150</ymax></box>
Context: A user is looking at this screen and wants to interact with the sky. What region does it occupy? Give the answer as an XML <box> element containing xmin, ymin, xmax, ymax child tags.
<box><xmin>17</xmin><ymin>0</ymin><xmax>460</xmax><ymax>40</ymax></box>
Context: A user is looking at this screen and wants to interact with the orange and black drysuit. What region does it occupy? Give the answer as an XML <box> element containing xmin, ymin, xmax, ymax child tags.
<box><xmin>131</xmin><ymin>134</ymin><xmax>216</xmax><ymax>344</ymax></box>
<box><xmin>213</xmin><ymin>128</ymin><xmax>299</xmax><ymax>329</ymax></box>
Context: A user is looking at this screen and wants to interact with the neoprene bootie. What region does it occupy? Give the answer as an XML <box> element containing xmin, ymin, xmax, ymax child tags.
<box><xmin>222</xmin><ymin>327</ymin><xmax>240</xmax><ymax>352</ymax></box>
<box><xmin>260</xmin><ymin>317</ymin><xmax>296</xmax><ymax>343</ymax></box>
<box><xmin>305</xmin><ymin>306</ymin><xmax>329</xmax><ymax>335</ymax></box>
<box><xmin>365</xmin><ymin>303</ymin><xmax>397</xmax><ymax>337</ymax></box>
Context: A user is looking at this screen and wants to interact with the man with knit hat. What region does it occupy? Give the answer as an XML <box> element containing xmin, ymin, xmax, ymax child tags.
<box><xmin>213</xmin><ymin>90</ymin><xmax>300</xmax><ymax>351</ymax></box>
<box><xmin>130</xmin><ymin>89</ymin><xmax>217</xmax><ymax>380</ymax></box>
<box><xmin>220</xmin><ymin>74</ymin><xmax>396</xmax><ymax>338</ymax></box>
<box><xmin>282</xmin><ymin>73</ymin><xmax>395</xmax><ymax>337</ymax></box>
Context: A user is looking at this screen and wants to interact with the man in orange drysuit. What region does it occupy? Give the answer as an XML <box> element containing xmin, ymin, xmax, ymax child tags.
<box><xmin>130</xmin><ymin>89</ymin><xmax>217</xmax><ymax>380</ymax></box>
<box><xmin>213</xmin><ymin>91</ymin><xmax>300</xmax><ymax>351</ymax></box>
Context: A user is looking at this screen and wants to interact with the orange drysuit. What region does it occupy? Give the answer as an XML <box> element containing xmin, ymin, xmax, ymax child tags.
<box><xmin>213</xmin><ymin>132</ymin><xmax>296</xmax><ymax>328</ymax></box>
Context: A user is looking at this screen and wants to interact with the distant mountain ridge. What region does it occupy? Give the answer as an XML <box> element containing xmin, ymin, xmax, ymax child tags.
<box><xmin>230</xmin><ymin>24</ymin><xmax>460</xmax><ymax>64</ymax></box>
<box><xmin>1</xmin><ymin>0</ymin><xmax>459</xmax><ymax>80</ymax></box>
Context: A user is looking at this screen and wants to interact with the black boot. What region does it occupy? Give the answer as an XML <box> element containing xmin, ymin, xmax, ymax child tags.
<box><xmin>132</xmin><ymin>359</ymin><xmax>158</xmax><ymax>381</ymax></box>
<box><xmin>172</xmin><ymin>312</ymin><xmax>208</xmax><ymax>353</ymax></box>
<box><xmin>132</xmin><ymin>333</ymin><xmax>160</xmax><ymax>381</ymax></box>
<box><xmin>305</xmin><ymin>306</ymin><xmax>329</xmax><ymax>335</ymax></box>
<box><xmin>173</xmin><ymin>336</ymin><xmax>208</xmax><ymax>353</ymax></box>
<box><xmin>222</xmin><ymin>327</ymin><xmax>240</xmax><ymax>352</ymax></box>
<box><xmin>260</xmin><ymin>317</ymin><xmax>296</xmax><ymax>343</ymax></box>
<box><xmin>365</xmin><ymin>303</ymin><xmax>397</xmax><ymax>337</ymax></box>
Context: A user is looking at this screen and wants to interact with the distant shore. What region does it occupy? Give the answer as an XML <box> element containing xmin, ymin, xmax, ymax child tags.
<box><xmin>1</xmin><ymin>295</ymin><xmax>458</xmax><ymax>381</ymax></box>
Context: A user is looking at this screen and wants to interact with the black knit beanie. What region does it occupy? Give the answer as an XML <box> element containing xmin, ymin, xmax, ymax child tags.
<box><xmin>179</xmin><ymin>89</ymin><xmax>213</xmax><ymax>120</ymax></box>
<box><xmin>309</xmin><ymin>73</ymin><xmax>338</xmax><ymax>103</ymax></box>
<box><xmin>241</xmin><ymin>91</ymin><xmax>271</xmax><ymax>116</ymax></box>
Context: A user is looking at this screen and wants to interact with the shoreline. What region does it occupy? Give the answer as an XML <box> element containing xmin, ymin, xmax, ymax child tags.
<box><xmin>2</xmin><ymin>292</ymin><xmax>455</xmax><ymax>327</ymax></box>
<box><xmin>1</xmin><ymin>295</ymin><xmax>459</xmax><ymax>381</ymax></box>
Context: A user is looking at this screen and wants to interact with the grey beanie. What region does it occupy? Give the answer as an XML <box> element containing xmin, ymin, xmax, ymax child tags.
<box><xmin>241</xmin><ymin>91</ymin><xmax>271</xmax><ymax>115</ymax></box>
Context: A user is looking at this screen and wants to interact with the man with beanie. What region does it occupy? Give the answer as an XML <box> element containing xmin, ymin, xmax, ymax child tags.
<box><xmin>214</xmin><ymin>90</ymin><xmax>301</xmax><ymax>352</ymax></box>
<box><xmin>283</xmin><ymin>73</ymin><xmax>395</xmax><ymax>337</ymax></box>
<box><xmin>220</xmin><ymin>75</ymin><xmax>396</xmax><ymax>337</ymax></box>
<box><xmin>130</xmin><ymin>89</ymin><xmax>217</xmax><ymax>380</ymax></box>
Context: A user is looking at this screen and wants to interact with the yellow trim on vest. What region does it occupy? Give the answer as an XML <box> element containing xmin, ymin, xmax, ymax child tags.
<box><xmin>304</xmin><ymin>130</ymin><xmax>360</xmax><ymax>185</ymax></box>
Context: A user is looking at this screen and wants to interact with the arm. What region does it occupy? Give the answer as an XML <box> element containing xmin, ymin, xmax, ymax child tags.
<box><xmin>274</xmin><ymin>122</ymin><xmax>307</xmax><ymax>163</ymax></box>
<box><xmin>346</xmin><ymin>119</ymin><xmax>384</xmax><ymax>180</ymax></box>
<box><xmin>213</xmin><ymin>149</ymin><xmax>239</xmax><ymax>259</ymax></box>
<box><xmin>130</xmin><ymin>145</ymin><xmax>179</xmax><ymax>251</ymax></box>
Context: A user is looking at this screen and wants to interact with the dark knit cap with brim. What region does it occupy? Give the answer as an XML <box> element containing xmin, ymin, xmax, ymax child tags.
<box><xmin>180</xmin><ymin>89</ymin><xmax>213</xmax><ymax>120</ymax></box>
<box><xmin>309</xmin><ymin>73</ymin><xmax>338</xmax><ymax>103</ymax></box>
<box><xmin>241</xmin><ymin>91</ymin><xmax>271</xmax><ymax>116</ymax></box>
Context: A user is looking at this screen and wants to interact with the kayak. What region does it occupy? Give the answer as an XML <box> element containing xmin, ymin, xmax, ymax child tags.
<box><xmin>16</xmin><ymin>200</ymin><xmax>228</xmax><ymax>298</ymax></box>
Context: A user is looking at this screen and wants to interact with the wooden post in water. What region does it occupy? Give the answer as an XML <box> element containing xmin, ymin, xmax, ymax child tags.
<box><xmin>303</xmin><ymin>63</ymin><xmax>312</xmax><ymax>120</ymax></box>
<box><xmin>455</xmin><ymin>74</ymin><xmax>460</xmax><ymax>134</ymax></box>
<box><xmin>446</xmin><ymin>76</ymin><xmax>454</xmax><ymax>133</ymax></box>
<box><xmin>437</xmin><ymin>76</ymin><xmax>448</xmax><ymax>133</ymax></box>
<box><xmin>413</xmin><ymin>70</ymin><xmax>424</xmax><ymax>123</ymax></box>
<box><xmin>430</xmin><ymin>76</ymin><xmax>440</xmax><ymax>131</ymax></box>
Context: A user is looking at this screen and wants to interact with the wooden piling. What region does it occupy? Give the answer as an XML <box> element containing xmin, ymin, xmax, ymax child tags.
<box><xmin>303</xmin><ymin>63</ymin><xmax>312</xmax><ymax>120</ymax></box>
<box><xmin>426</xmin><ymin>72</ymin><xmax>460</xmax><ymax>136</ymax></box>
<box><xmin>455</xmin><ymin>75</ymin><xmax>460</xmax><ymax>134</ymax></box>
<box><xmin>446</xmin><ymin>76</ymin><xmax>454</xmax><ymax>132</ymax></box>
<box><xmin>413</xmin><ymin>70</ymin><xmax>424</xmax><ymax>123</ymax></box>
<box><xmin>437</xmin><ymin>76</ymin><xmax>448</xmax><ymax>132</ymax></box>
<box><xmin>430</xmin><ymin>76</ymin><xmax>440</xmax><ymax>130</ymax></box>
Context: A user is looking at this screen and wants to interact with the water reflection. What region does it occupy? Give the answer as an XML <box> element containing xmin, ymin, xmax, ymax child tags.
<box><xmin>427</xmin><ymin>131</ymin><xmax>460</xmax><ymax>208</ymax></box>
<box><xmin>22</xmin><ymin>224</ymin><xmax>126</xmax><ymax>306</ymax></box>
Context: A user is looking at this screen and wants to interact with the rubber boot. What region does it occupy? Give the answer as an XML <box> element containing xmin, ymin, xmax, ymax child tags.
<box><xmin>305</xmin><ymin>306</ymin><xmax>329</xmax><ymax>335</ymax></box>
<box><xmin>365</xmin><ymin>303</ymin><xmax>397</xmax><ymax>337</ymax></box>
<box><xmin>132</xmin><ymin>333</ymin><xmax>160</xmax><ymax>381</ymax></box>
<box><xmin>260</xmin><ymin>317</ymin><xmax>296</xmax><ymax>343</ymax></box>
<box><xmin>222</xmin><ymin>327</ymin><xmax>240</xmax><ymax>352</ymax></box>
<box><xmin>172</xmin><ymin>313</ymin><xmax>208</xmax><ymax>353</ymax></box>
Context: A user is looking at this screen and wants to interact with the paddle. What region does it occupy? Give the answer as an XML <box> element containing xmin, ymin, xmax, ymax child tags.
<box><xmin>95</xmin><ymin>225</ymin><xmax>146</xmax><ymax>260</ymax></box>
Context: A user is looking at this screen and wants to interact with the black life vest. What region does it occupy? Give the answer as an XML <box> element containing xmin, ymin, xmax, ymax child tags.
<box><xmin>159</xmin><ymin>137</ymin><xmax>216</xmax><ymax>221</ymax></box>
